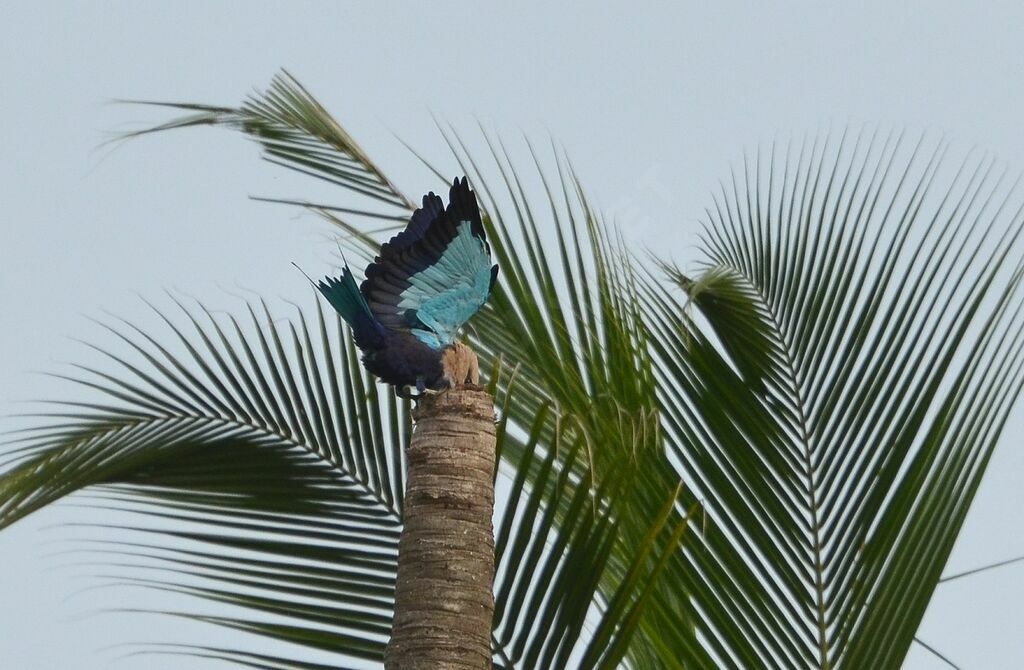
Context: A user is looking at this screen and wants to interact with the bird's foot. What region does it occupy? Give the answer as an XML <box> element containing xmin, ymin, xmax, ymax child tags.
<box><xmin>394</xmin><ymin>378</ymin><xmax>430</xmax><ymax>401</ymax></box>
<box><xmin>394</xmin><ymin>386</ymin><xmax>419</xmax><ymax>400</ymax></box>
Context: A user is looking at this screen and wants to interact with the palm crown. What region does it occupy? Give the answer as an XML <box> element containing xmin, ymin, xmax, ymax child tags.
<box><xmin>2</xmin><ymin>72</ymin><xmax>1023</xmax><ymax>669</ymax></box>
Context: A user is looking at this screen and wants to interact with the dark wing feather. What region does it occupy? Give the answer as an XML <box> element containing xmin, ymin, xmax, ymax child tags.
<box><xmin>379</xmin><ymin>191</ymin><xmax>444</xmax><ymax>256</ymax></box>
<box><xmin>360</xmin><ymin>177</ymin><xmax>498</xmax><ymax>347</ymax></box>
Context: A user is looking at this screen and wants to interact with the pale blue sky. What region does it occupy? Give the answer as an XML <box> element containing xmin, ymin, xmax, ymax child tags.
<box><xmin>3</xmin><ymin>2</ymin><xmax>1024</xmax><ymax>668</ymax></box>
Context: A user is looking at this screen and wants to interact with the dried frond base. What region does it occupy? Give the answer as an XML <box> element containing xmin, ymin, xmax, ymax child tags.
<box><xmin>442</xmin><ymin>341</ymin><xmax>481</xmax><ymax>387</ymax></box>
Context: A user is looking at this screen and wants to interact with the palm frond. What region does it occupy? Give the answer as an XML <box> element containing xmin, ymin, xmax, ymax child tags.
<box><xmin>424</xmin><ymin>128</ymin><xmax>707</xmax><ymax>666</ymax></box>
<box><xmin>645</xmin><ymin>132</ymin><xmax>1024</xmax><ymax>668</ymax></box>
<box><xmin>491</xmin><ymin>405</ymin><xmax>689</xmax><ymax>669</ymax></box>
<box><xmin>1</xmin><ymin>297</ymin><xmax>405</xmax><ymax>666</ymax></box>
<box><xmin>121</xmin><ymin>70</ymin><xmax>412</xmax><ymax>213</ymax></box>
<box><xmin>1</xmin><ymin>294</ymin><xmax>687</xmax><ymax>668</ymax></box>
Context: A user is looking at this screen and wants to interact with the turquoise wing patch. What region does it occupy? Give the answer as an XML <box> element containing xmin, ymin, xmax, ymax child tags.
<box><xmin>360</xmin><ymin>177</ymin><xmax>498</xmax><ymax>349</ymax></box>
<box><xmin>401</xmin><ymin>222</ymin><xmax>494</xmax><ymax>346</ymax></box>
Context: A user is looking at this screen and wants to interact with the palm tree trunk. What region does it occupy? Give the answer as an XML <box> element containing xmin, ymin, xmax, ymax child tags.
<box><xmin>385</xmin><ymin>384</ymin><xmax>496</xmax><ymax>669</ymax></box>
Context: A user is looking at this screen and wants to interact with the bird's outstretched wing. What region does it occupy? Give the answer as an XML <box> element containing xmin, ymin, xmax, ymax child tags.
<box><xmin>361</xmin><ymin>177</ymin><xmax>499</xmax><ymax>349</ymax></box>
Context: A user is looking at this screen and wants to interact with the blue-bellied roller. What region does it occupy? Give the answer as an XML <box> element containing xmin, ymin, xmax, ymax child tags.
<box><xmin>313</xmin><ymin>177</ymin><xmax>498</xmax><ymax>398</ymax></box>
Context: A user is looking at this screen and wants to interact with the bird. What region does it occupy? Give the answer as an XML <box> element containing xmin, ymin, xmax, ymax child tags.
<box><xmin>312</xmin><ymin>177</ymin><xmax>498</xmax><ymax>398</ymax></box>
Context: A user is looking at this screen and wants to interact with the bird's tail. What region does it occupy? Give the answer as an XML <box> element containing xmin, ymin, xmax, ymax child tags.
<box><xmin>313</xmin><ymin>267</ymin><xmax>386</xmax><ymax>349</ymax></box>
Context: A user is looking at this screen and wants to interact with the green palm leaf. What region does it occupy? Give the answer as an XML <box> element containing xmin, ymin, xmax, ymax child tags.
<box><xmin>0</xmin><ymin>294</ymin><xmax>685</xmax><ymax>668</ymax></box>
<box><xmin>120</xmin><ymin>70</ymin><xmax>412</xmax><ymax>217</ymax></box>
<box><xmin>646</xmin><ymin>133</ymin><xmax>1024</xmax><ymax>668</ymax></box>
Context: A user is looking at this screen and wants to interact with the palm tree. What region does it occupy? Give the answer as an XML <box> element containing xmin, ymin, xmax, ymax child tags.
<box><xmin>2</xmin><ymin>71</ymin><xmax>1023</xmax><ymax>669</ymax></box>
<box><xmin>387</xmin><ymin>385</ymin><xmax>499</xmax><ymax>670</ymax></box>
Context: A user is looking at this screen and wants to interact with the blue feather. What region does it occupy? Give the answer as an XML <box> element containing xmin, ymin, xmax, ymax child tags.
<box><xmin>316</xmin><ymin>268</ymin><xmax>386</xmax><ymax>349</ymax></box>
<box><xmin>361</xmin><ymin>177</ymin><xmax>498</xmax><ymax>348</ymax></box>
<box><xmin>313</xmin><ymin>177</ymin><xmax>498</xmax><ymax>393</ymax></box>
<box><xmin>400</xmin><ymin>222</ymin><xmax>494</xmax><ymax>345</ymax></box>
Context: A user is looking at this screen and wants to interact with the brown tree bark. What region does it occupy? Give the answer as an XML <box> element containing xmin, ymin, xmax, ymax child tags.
<box><xmin>384</xmin><ymin>381</ymin><xmax>496</xmax><ymax>669</ymax></box>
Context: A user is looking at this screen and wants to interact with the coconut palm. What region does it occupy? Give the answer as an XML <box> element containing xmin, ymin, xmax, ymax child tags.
<box><xmin>2</xmin><ymin>72</ymin><xmax>1023</xmax><ymax>669</ymax></box>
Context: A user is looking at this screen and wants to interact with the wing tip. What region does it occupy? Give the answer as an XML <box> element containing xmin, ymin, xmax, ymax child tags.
<box><xmin>447</xmin><ymin>175</ymin><xmax>483</xmax><ymax>236</ymax></box>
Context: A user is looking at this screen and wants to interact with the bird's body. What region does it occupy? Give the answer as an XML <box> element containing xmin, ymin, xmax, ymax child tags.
<box><xmin>314</xmin><ymin>177</ymin><xmax>498</xmax><ymax>396</ymax></box>
<box><xmin>362</xmin><ymin>330</ymin><xmax>445</xmax><ymax>390</ymax></box>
